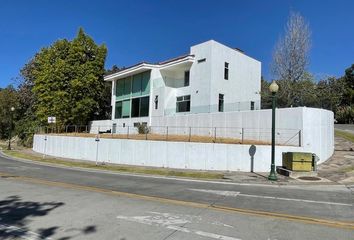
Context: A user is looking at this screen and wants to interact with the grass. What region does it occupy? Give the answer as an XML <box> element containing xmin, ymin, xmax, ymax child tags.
<box><xmin>335</xmin><ymin>129</ymin><xmax>354</xmax><ymax>143</ymax></box>
<box><xmin>343</xmin><ymin>166</ymin><xmax>354</xmax><ymax>173</ymax></box>
<box><xmin>47</xmin><ymin>132</ymin><xmax>271</xmax><ymax>145</ymax></box>
<box><xmin>2</xmin><ymin>149</ymin><xmax>224</xmax><ymax>180</ymax></box>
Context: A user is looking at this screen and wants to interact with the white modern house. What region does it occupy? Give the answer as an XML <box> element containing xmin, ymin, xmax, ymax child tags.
<box><xmin>104</xmin><ymin>40</ymin><xmax>261</xmax><ymax>127</ymax></box>
<box><xmin>36</xmin><ymin>39</ymin><xmax>332</xmax><ymax>172</ymax></box>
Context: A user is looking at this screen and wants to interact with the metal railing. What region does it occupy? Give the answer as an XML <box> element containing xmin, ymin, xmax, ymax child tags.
<box><xmin>35</xmin><ymin>125</ymin><xmax>302</xmax><ymax>147</ymax></box>
<box><xmin>164</xmin><ymin>102</ymin><xmax>261</xmax><ymax>116</ymax></box>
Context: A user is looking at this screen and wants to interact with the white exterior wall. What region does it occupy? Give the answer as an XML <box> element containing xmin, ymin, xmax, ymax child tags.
<box><xmin>301</xmin><ymin>108</ymin><xmax>334</xmax><ymax>163</ymax></box>
<box><xmin>90</xmin><ymin>107</ymin><xmax>334</xmax><ymax>164</ymax></box>
<box><xmin>33</xmin><ymin>134</ymin><xmax>303</xmax><ymax>172</ymax></box>
<box><xmin>149</xmin><ymin>69</ymin><xmax>164</xmax><ymax>120</ymax></box>
<box><xmin>189</xmin><ymin>41</ymin><xmax>213</xmax><ymax>113</ymax></box>
<box><xmin>209</xmin><ymin>41</ymin><xmax>261</xmax><ymax>111</ymax></box>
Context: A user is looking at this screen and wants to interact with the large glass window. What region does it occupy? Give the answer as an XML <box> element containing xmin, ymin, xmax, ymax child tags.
<box><xmin>131</xmin><ymin>96</ymin><xmax>150</xmax><ymax>117</ymax></box>
<box><xmin>116</xmin><ymin>71</ymin><xmax>150</xmax><ymax>100</ymax></box>
<box><xmin>115</xmin><ymin>99</ymin><xmax>131</xmax><ymax>119</ymax></box>
<box><xmin>141</xmin><ymin>72</ymin><xmax>150</xmax><ymax>95</ymax></box>
<box><xmin>140</xmin><ymin>96</ymin><xmax>149</xmax><ymax>116</ymax></box>
<box><xmin>116</xmin><ymin>80</ymin><xmax>124</xmax><ymax>98</ymax></box>
<box><xmin>115</xmin><ymin>101</ymin><xmax>122</xmax><ymax>119</ymax></box>
<box><xmin>114</xmin><ymin>71</ymin><xmax>151</xmax><ymax>119</ymax></box>
<box><xmin>116</xmin><ymin>77</ymin><xmax>132</xmax><ymax>100</ymax></box>
<box><xmin>123</xmin><ymin>78</ymin><xmax>132</xmax><ymax>98</ymax></box>
<box><xmin>122</xmin><ymin>99</ymin><xmax>131</xmax><ymax>118</ymax></box>
<box><xmin>132</xmin><ymin>74</ymin><xmax>142</xmax><ymax>97</ymax></box>
<box><xmin>176</xmin><ymin>95</ymin><xmax>191</xmax><ymax>112</ymax></box>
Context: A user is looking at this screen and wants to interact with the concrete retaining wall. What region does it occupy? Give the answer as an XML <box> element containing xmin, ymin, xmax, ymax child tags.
<box><xmin>89</xmin><ymin>107</ymin><xmax>335</xmax><ymax>163</ymax></box>
<box><xmin>33</xmin><ymin>135</ymin><xmax>304</xmax><ymax>172</ymax></box>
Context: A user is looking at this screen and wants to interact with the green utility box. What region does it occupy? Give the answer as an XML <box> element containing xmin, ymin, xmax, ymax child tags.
<box><xmin>282</xmin><ymin>152</ymin><xmax>313</xmax><ymax>171</ymax></box>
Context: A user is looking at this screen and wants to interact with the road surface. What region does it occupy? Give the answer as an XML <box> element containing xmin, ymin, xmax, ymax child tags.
<box><xmin>0</xmin><ymin>152</ymin><xmax>353</xmax><ymax>239</ymax></box>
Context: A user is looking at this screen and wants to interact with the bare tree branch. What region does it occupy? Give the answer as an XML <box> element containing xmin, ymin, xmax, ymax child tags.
<box><xmin>271</xmin><ymin>12</ymin><xmax>311</xmax><ymax>83</ymax></box>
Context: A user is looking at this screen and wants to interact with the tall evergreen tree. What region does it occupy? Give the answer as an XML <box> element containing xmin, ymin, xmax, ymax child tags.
<box><xmin>31</xmin><ymin>28</ymin><xmax>107</xmax><ymax>125</ymax></box>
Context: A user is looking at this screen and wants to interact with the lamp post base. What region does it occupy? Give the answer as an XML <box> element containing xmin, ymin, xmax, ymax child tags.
<box><xmin>268</xmin><ymin>172</ymin><xmax>278</xmax><ymax>181</ymax></box>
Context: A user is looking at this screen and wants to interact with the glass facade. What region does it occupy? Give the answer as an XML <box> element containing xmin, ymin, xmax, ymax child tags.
<box><xmin>115</xmin><ymin>71</ymin><xmax>150</xmax><ymax>119</ymax></box>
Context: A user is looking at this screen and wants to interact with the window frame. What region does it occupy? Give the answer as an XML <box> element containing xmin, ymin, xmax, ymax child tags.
<box><xmin>224</xmin><ymin>62</ymin><xmax>229</xmax><ymax>80</ymax></box>
<box><xmin>131</xmin><ymin>96</ymin><xmax>150</xmax><ymax>118</ymax></box>
<box><xmin>154</xmin><ymin>95</ymin><xmax>158</xmax><ymax>110</ymax></box>
<box><xmin>251</xmin><ymin>101</ymin><xmax>255</xmax><ymax>110</ymax></box>
<box><xmin>176</xmin><ymin>95</ymin><xmax>191</xmax><ymax>113</ymax></box>
<box><xmin>218</xmin><ymin>94</ymin><xmax>224</xmax><ymax>112</ymax></box>
<box><xmin>184</xmin><ymin>71</ymin><xmax>190</xmax><ymax>87</ymax></box>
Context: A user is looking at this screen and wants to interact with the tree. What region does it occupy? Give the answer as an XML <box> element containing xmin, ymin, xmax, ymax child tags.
<box><xmin>270</xmin><ymin>12</ymin><xmax>311</xmax><ymax>107</ymax></box>
<box><xmin>31</xmin><ymin>28</ymin><xmax>107</xmax><ymax>125</ymax></box>
<box><xmin>316</xmin><ymin>76</ymin><xmax>346</xmax><ymax>112</ymax></box>
<box><xmin>0</xmin><ymin>86</ymin><xmax>19</xmax><ymax>139</ymax></box>
<box><xmin>342</xmin><ymin>64</ymin><xmax>354</xmax><ymax>105</ymax></box>
<box><xmin>272</xmin><ymin>12</ymin><xmax>311</xmax><ymax>83</ymax></box>
<box><xmin>105</xmin><ymin>65</ymin><xmax>120</xmax><ymax>75</ymax></box>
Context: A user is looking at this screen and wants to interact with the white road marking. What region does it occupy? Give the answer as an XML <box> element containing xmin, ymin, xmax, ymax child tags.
<box><xmin>188</xmin><ymin>189</ymin><xmax>241</xmax><ymax>197</ymax></box>
<box><xmin>211</xmin><ymin>221</ymin><xmax>234</xmax><ymax>228</ymax></box>
<box><xmin>117</xmin><ymin>211</ymin><xmax>240</xmax><ymax>240</ymax></box>
<box><xmin>188</xmin><ymin>189</ymin><xmax>353</xmax><ymax>207</ymax></box>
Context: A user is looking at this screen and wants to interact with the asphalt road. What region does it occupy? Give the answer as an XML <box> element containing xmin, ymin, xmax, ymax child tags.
<box><xmin>0</xmin><ymin>152</ymin><xmax>353</xmax><ymax>240</ymax></box>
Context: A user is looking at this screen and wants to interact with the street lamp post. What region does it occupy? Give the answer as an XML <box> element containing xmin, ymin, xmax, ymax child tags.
<box><xmin>268</xmin><ymin>81</ymin><xmax>279</xmax><ymax>181</ymax></box>
<box><xmin>7</xmin><ymin>106</ymin><xmax>15</xmax><ymax>150</ymax></box>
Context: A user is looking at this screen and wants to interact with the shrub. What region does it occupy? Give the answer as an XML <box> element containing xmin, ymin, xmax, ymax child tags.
<box><xmin>136</xmin><ymin>123</ymin><xmax>149</xmax><ymax>134</ymax></box>
<box><xmin>335</xmin><ymin>105</ymin><xmax>354</xmax><ymax>124</ymax></box>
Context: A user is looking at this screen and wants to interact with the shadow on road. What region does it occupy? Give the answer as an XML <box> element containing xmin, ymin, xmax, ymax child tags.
<box><xmin>0</xmin><ymin>195</ymin><xmax>96</xmax><ymax>239</ymax></box>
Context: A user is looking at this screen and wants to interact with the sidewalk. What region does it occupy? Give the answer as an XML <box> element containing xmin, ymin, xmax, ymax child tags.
<box><xmin>318</xmin><ymin>136</ymin><xmax>354</xmax><ymax>183</ymax></box>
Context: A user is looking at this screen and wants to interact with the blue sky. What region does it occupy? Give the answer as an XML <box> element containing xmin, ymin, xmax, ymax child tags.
<box><xmin>0</xmin><ymin>0</ymin><xmax>353</xmax><ymax>88</ymax></box>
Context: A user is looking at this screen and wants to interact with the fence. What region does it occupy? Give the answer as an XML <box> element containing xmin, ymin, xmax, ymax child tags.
<box><xmin>163</xmin><ymin>101</ymin><xmax>261</xmax><ymax>116</ymax></box>
<box><xmin>35</xmin><ymin>125</ymin><xmax>302</xmax><ymax>147</ymax></box>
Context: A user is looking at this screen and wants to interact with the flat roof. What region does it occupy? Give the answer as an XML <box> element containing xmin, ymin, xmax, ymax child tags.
<box><xmin>104</xmin><ymin>54</ymin><xmax>194</xmax><ymax>81</ymax></box>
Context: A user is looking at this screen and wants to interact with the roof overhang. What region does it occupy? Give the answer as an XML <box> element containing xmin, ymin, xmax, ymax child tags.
<box><xmin>159</xmin><ymin>55</ymin><xmax>194</xmax><ymax>72</ymax></box>
<box><xmin>104</xmin><ymin>63</ymin><xmax>155</xmax><ymax>81</ymax></box>
<box><xmin>104</xmin><ymin>55</ymin><xmax>195</xmax><ymax>81</ymax></box>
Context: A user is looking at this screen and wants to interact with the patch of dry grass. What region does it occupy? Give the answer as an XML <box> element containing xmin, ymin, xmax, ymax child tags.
<box><xmin>335</xmin><ymin>130</ymin><xmax>354</xmax><ymax>143</ymax></box>
<box><xmin>46</xmin><ymin>132</ymin><xmax>271</xmax><ymax>145</ymax></box>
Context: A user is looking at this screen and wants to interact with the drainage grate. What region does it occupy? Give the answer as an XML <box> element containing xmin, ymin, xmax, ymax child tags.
<box><xmin>298</xmin><ymin>176</ymin><xmax>321</xmax><ymax>181</ymax></box>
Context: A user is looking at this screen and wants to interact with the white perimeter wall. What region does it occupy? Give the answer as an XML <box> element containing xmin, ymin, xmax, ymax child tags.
<box><xmin>33</xmin><ymin>135</ymin><xmax>304</xmax><ymax>172</ymax></box>
<box><xmin>90</xmin><ymin>107</ymin><xmax>334</xmax><ymax>164</ymax></box>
